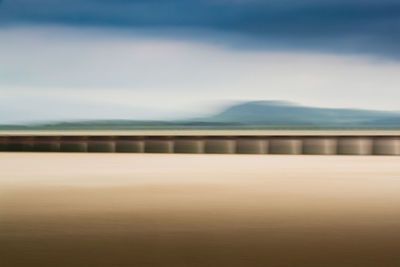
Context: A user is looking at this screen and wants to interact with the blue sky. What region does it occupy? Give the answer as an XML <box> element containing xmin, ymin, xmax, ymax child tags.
<box><xmin>1</xmin><ymin>0</ymin><xmax>400</xmax><ymax>123</ymax></box>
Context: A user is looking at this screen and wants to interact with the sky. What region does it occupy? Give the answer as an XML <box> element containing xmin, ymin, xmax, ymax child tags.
<box><xmin>0</xmin><ymin>0</ymin><xmax>400</xmax><ymax>123</ymax></box>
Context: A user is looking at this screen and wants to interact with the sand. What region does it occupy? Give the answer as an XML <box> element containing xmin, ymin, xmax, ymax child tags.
<box><xmin>1</xmin><ymin>153</ymin><xmax>400</xmax><ymax>267</ymax></box>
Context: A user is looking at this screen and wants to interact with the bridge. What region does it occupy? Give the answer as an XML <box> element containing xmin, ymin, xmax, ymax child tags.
<box><xmin>1</xmin><ymin>131</ymin><xmax>399</xmax><ymax>155</ymax></box>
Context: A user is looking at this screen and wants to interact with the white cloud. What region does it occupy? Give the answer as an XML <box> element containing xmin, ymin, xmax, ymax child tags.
<box><xmin>1</xmin><ymin>26</ymin><xmax>400</xmax><ymax>123</ymax></box>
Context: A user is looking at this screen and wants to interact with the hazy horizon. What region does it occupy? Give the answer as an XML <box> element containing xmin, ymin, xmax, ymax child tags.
<box><xmin>2</xmin><ymin>99</ymin><xmax>400</xmax><ymax>127</ymax></box>
<box><xmin>1</xmin><ymin>1</ymin><xmax>400</xmax><ymax>123</ymax></box>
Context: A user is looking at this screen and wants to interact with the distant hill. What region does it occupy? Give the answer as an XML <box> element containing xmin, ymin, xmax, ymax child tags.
<box><xmin>200</xmin><ymin>101</ymin><xmax>400</xmax><ymax>127</ymax></box>
<box><xmin>1</xmin><ymin>101</ymin><xmax>400</xmax><ymax>130</ymax></box>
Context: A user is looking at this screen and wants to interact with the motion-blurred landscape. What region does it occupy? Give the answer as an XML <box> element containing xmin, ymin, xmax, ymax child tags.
<box><xmin>2</xmin><ymin>0</ymin><xmax>400</xmax><ymax>266</ymax></box>
<box><xmin>2</xmin><ymin>100</ymin><xmax>400</xmax><ymax>130</ymax></box>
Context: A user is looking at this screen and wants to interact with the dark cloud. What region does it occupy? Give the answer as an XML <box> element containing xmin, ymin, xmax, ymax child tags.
<box><xmin>1</xmin><ymin>0</ymin><xmax>399</xmax><ymax>57</ymax></box>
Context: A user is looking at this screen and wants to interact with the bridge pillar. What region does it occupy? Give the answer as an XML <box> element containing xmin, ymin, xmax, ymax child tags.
<box><xmin>269</xmin><ymin>137</ymin><xmax>303</xmax><ymax>154</ymax></box>
<box><xmin>6</xmin><ymin>137</ymin><xmax>34</xmax><ymax>152</ymax></box>
<box><xmin>0</xmin><ymin>137</ymin><xmax>8</xmax><ymax>151</ymax></box>
<box><xmin>236</xmin><ymin>137</ymin><xmax>268</xmax><ymax>154</ymax></box>
<box><xmin>145</xmin><ymin>137</ymin><xmax>174</xmax><ymax>153</ymax></box>
<box><xmin>87</xmin><ymin>137</ymin><xmax>115</xmax><ymax>153</ymax></box>
<box><xmin>204</xmin><ymin>137</ymin><xmax>236</xmax><ymax>154</ymax></box>
<box><xmin>174</xmin><ymin>137</ymin><xmax>204</xmax><ymax>153</ymax></box>
<box><xmin>33</xmin><ymin>136</ymin><xmax>60</xmax><ymax>152</ymax></box>
<box><xmin>303</xmin><ymin>137</ymin><xmax>337</xmax><ymax>155</ymax></box>
<box><xmin>115</xmin><ymin>137</ymin><xmax>145</xmax><ymax>153</ymax></box>
<box><xmin>372</xmin><ymin>137</ymin><xmax>400</xmax><ymax>155</ymax></box>
<box><xmin>60</xmin><ymin>137</ymin><xmax>87</xmax><ymax>152</ymax></box>
<box><xmin>337</xmin><ymin>137</ymin><xmax>373</xmax><ymax>155</ymax></box>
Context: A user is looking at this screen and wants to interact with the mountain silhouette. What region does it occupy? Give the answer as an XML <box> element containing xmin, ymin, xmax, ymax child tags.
<box><xmin>202</xmin><ymin>101</ymin><xmax>400</xmax><ymax>127</ymax></box>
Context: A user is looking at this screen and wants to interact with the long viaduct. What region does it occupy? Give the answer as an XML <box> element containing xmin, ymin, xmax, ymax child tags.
<box><xmin>1</xmin><ymin>131</ymin><xmax>399</xmax><ymax>155</ymax></box>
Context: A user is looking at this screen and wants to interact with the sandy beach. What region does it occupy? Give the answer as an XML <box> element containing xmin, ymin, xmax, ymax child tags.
<box><xmin>1</xmin><ymin>153</ymin><xmax>400</xmax><ymax>266</ymax></box>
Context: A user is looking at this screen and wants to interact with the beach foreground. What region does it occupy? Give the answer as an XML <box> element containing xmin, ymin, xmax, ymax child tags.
<box><xmin>1</xmin><ymin>153</ymin><xmax>400</xmax><ymax>267</ymax></box>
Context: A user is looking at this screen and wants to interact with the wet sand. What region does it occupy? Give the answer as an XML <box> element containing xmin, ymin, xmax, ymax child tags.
<box><xmin>1</xmin><ymin>153</ymin><xmax>400</xmax><ymax>267</ymax></box>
